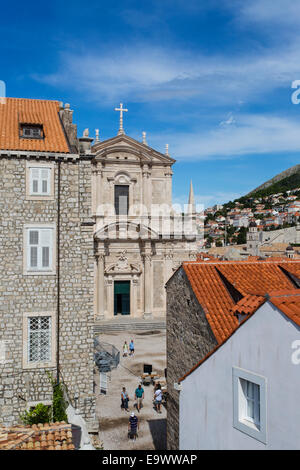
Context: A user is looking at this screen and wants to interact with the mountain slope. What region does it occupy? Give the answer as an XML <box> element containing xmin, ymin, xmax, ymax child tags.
<box><xmin>245</xmin><ymin>164</ymin><xmax>300</xmax><ymax>198</ymax></box>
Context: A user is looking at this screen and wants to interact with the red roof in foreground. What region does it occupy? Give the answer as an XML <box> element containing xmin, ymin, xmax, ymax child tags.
<box><xmin>0</xmin><ymin>422</ymin><xmax>75</xmax><ymax>450</ymax></box>
<box><xmin>178</xmin><ymin>288</ymin><xmax>300</xmax><ymax>383</ymax></box>
<box><xmin>268</xmin><ymin>290</ymin><xmax>300</xmax><ymax>327</ymax></box>
<box><xmin>182</xmin><ymin>260</ymin><xmax>300</xmax><ymax>344</ymax></box>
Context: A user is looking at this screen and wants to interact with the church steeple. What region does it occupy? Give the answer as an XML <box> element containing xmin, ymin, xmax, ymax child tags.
<box><xmin>188</xmin><ymin>180</ymin><xmax>196</xmax><ymax>214</ymax></box>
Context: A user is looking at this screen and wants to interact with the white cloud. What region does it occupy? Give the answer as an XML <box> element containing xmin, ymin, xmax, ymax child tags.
<box><xmin>33</xmin><ymin>35</ymin><xmax>300</xmax><ymax>106</ymax></box>
<box><xmin>236</xmin><ymin>0</ymin><xmax>300</xmax><ymax>28</ymax></box>
<box><xmin>149</xmin><ymin>114</ymin><xmax>300</xmax><ymax>160</ymax></box>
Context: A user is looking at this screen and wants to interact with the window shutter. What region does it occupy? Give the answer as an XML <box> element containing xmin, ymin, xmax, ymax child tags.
<box><xmin>42</xmin><ymin>247</ymin><xmax>50</xmax><ymax>267</ymax></box>
<box><xmin>30</xmin><ymin>168</ymin><xmax>40</xmax><ymax>194</ymax></box>
<box><xmin>30</xmin><ymin>247</ymin><xmax>38</xmax><ymax>267</ymax></box>
<box><xmin>41</xmin><ymin>169</ymin><xmax>50</xmax><ymax>194</ymax></box>
<box><xmin>40</xmin><ymin>229</ymin><xmax>52</xmax><ymax>269</ymax></box>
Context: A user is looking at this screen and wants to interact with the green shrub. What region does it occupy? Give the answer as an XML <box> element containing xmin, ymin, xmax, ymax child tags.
<box><xmin>20</xmin><ymin>403</ymin><xmax>51</xmax><ymax>425</ymax></box>
<box><xmin>46</xmin><ymin>371</ymin><xmax>68</xmax><ymax>422</ymax></box>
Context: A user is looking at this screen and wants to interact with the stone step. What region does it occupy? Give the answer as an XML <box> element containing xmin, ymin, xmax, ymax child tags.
<box><xmin>94</xmin><ymin>321</ymin><xmax>166</xmax><ymax>333</ymax></box>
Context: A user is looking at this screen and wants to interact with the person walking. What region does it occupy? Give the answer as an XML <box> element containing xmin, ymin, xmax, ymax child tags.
<box><xmin>134</xmin><ymin>384</ymin><xmax>144</xmax><ymax>413</ymax></box>
<box><xmin>154</xmin><ymin>383</ymin><xmax>163</xmax><ymax>413</ymax></box>
<box><xmin>129</xmin><ymin>339</ymin><xmax>135</xmax><ymax>357</ymax></box>
<box><xmin>121</xmin><ymin>387</ymin><xmax>129</xmax><ymax>412</ymax></box>
<box><xmin>123</xmin><ymin>341</ymin><xmax>128</xmax><ymax>357</ymax></box>
<box><xmin>128</xmin><ymin>412</ymin><xmax>139</xmax><ymax>440</ymax></box>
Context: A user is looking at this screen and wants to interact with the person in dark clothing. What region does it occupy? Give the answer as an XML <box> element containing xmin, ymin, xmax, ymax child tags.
<box><xmin>128</xmin><ymin>412</ymin><xmax>139</xmax><ymax>440</ymax></box>
<box><xmin>121</xmin><ymin>387</ymin><xmax>129</xmax><ymax>411</ymax></box>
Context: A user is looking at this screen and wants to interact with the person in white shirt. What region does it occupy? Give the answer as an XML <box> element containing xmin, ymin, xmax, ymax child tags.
<box><xmin>154</xmin><ymin>383</ymin><xmax>163</xmax><ymax>413</ymax></box>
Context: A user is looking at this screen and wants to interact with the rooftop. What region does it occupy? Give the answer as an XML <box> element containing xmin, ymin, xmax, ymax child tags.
<box><xmin>0</xmin><ymin>422</ymin><xmax>75</xmax><ymax>450</ymax></box>
<box><xmin>182</xmin><ymin>259</ymin><xmax>300</xmax><ymax>343</ymax></box>
<box><xmin>179</xmin><ymin>288</ymin><xmax>300</xmax><ymax>383</ymax></box>
<box><xmin>0</xmin><ymin>98</ymin><xmax>70</xmax><ymax>153</ymax></box>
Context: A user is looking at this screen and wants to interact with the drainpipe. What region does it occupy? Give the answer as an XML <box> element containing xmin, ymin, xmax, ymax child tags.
<box><xmin>56</xmin><ymin>159</ymin><xmax>61</xmax><ymax>385</ymax></box>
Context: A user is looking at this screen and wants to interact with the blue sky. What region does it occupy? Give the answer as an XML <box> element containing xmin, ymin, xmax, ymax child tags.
<box><xmin>1</xmin><ymin>0</ymin><xmax>300</xmax><ymax>207</ymax></box>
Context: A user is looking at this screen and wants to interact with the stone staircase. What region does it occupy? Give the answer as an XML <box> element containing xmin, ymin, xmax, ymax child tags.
<box><xmin>94</xmin><ymin>317</ymin><xmax>166</xmax><ymax>334</ymax></box>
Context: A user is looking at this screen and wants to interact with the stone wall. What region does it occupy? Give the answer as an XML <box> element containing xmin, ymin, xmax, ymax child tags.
<box><xmin>0</xmin><ymin>154</ymin><xmax>96</xmax><ymax>427</ymax></box>
<box><xmin>166</xmin><ymin>267</ymin><xmax>218</xmax><ymax>449</ymax></box>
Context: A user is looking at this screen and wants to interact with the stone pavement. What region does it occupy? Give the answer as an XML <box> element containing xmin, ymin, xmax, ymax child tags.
<box><xmin>95</xmin><ymin>329</ymin><xmax>166</xmax><ymax>450</ymax></box>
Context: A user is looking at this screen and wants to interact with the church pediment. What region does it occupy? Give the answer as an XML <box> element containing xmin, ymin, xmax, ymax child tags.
<box><xmin>92</xmin><ymin>134</ymin><xmax>175</xmax><ymax>166</ymax></box>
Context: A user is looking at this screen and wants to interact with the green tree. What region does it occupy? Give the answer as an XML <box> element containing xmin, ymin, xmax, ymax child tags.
<box><xmin>237</xmin><ymin>227</ymin><xmax>247</xmax><ymax>244</ymax></box>
<box><xmin>20</xmin><ymin>403</ymin><xmax>51</xmax><ymax>425</ymax></box>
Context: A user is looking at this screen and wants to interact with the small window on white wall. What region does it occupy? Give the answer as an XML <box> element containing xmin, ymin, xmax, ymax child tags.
<box><xmin>233</xmin><ymin>367</ymin><xmax>267</xmax><ymax>444</ymax></box>
<box><xmin>29</xmin><ymin>167</ymin><xmax>51</xmax><ymax>196</ymax></box>
<box><xmin>240</xmin><ymin>379</ymin><xmax>260</xmax><ymax>427</ymax></box>
<box><xmin>24</xmin><ymin>225</ymin><xmax>55</xmax><ymax>274</ymax></box>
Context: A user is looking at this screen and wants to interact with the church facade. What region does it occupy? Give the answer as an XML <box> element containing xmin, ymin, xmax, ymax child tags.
<box><xmin>91</xmin><ymin>122</ymin><xmax>197</xmax><ymax>321</ymax></box>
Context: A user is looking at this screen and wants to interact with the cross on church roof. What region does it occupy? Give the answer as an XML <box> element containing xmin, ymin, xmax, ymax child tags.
<box><xmin>115</xmin><ymin>102</ymin><xmax>128</xmax><ymax>135</ymax></box>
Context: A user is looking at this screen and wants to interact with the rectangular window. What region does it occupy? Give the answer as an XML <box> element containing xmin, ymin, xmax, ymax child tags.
<box><xmin>115</xmin><ymin>185</ymin><xmax>129</xmax><ymax>215</ymax></box>
<box><xmin>21</xmin><ymin>125</ymin><xmax>43</xmax><ymax>139</ymax></box>
<box><xmin>240</xmin><ymin>379</ymin><xmax>260</xmax><ymax>426</ymax></box>
<box><xmin>26</xmin><ymin>227</ymin><xmax>53</xmax><ymax>272</ymax></box>
<box><xmin>28</xmin><ymin>316</ymin><xmax>51</xmax><ymax>363</ymax></box>
<box><xmin>29</xmin><ymin>167</ymin><xmax>51</xmax><ymax>196</ymax></box>
<box><xmin>233</xmin><ymin>367</ymin><xmax>267</xmax><ymax>444</ymax></box>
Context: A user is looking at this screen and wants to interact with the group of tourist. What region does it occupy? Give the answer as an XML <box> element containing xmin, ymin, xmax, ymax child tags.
<box><xmin>121</xmin><ymin>383</ymin><xmax>144</xmax><ymax>413</ymax></box>
<box><xmin>122</xmin><ymin>339</ymin><xmax>135</xmax><ymax>357</ymax></box>
<box><xmin>122</xmin><ymin>381</ymin><xmax>163</xmax><ymax>440</ymax></box>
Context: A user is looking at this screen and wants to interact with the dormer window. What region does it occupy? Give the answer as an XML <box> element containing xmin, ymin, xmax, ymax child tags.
<box><xmin>20</xmin><ymin>124</ymin><xmax>44</xmax><ymax>139</ymax></box>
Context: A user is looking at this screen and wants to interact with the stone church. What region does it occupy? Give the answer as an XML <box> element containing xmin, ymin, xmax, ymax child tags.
<box><xmin>91</xmin><ymin>105</ymin><xmax>197</xmax><ymax>321</ymax></box>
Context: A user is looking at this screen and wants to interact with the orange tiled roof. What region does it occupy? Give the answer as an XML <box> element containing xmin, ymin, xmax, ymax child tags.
<box><xmin>268</xmin><ymin>289</ymin><xmax>300</xmax><ymax>326</ymax></box>
<box><xmin>0</xmin><ymin>422</ymin><xmax>75</xmax><ymax>450</ymax></box>
<box><xmin>0</xmin><ymin>98</ymin><xmax>70</xmax><ymax>153</ymax></box>
<box><xmin>179</xmin><ymin>288</ymin><xmax>300</xmax><ymax>382</ymax></box>
<box><xmin>182</xmin><ymin>260</ymin><xmax>300</xmax><ymax>343</ymax></box>
<box><xmin>230</xmin><ymin>294</ymin><xmax>265</xmax><ymax>317</ymax></box>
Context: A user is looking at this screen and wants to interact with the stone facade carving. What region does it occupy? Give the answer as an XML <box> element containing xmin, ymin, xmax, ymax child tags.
<box><xmin>92</xmin><ymin>134</ymin><xmax>197</xmax><ymax>320</ymax></box>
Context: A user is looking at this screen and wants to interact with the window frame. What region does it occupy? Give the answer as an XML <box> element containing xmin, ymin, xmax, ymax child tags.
<box><xmin>20</xmin><ymin>124</ymin><xmax>44</xmax><ymax>139</ymax></box>
<box><xmin>22</xmin><ymin>311</ymin><xmax>56</xmax><ymax>370</ymax></box>
<box><xmin>233</xmin><ymin>367</ymin><xmax>267</xmax><ymax>444</ymax></box>
<box><xmin>114</xmin><ymin>184</ymin><xmax>129</xmax><ymax>216</ymax></box>
<box><xmin>26</xmin><ymin>162</ymin><xmax>54</xmax><ymax>200</ymax></box>
<box><xmin>23</xmin><ymin>224</ymin><xmax>56</xmax><ymax>275</ymax></box>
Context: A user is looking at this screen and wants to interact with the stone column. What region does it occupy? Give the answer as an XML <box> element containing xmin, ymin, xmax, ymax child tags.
<box><xmin>131</xmin><ymin>276</ymin><xmax>138</xmax><ymax>318</ymax></box>
<box><xmin>106</xmin><ymin>277</ymin><xmax>114</xmax><ymax>318</ymax></box>
<box><xmin>96</xmin><ymin>163</ymin><xmax>103</xmax><ymax>218</ymax></box>
<box><xmin>143</xmin><ymin>243</ymin><xmax>152</xmax><ymax>319</ymax></box>
<box><xmin>96</xmin><ymin>246</ymin><xmax>105</xmax><ymax>321</ymax></box>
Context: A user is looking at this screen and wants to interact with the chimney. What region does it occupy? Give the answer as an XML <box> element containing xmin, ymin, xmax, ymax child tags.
<box><xmin>78</xmin><ymin>128</ymin><xmax>94</xmax><ymax>154</ymax></box>
<box><xmin>59</xmin><ymin>103</ymin><xmax>78</xmax><ymax>152</ymax></box>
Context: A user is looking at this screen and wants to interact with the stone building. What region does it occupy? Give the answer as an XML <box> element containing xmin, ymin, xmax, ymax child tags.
<box><xmin>247</xmin><ymin>221</ymin><xmax>300</xmax><ymax>257</ymax></box>
<box><xmin>92</xmin><ymin>109</ymin><xmax>197</xmax><ymax>321</ymax></box>
<box><xmin>166</xmin><ymin>258</ymin><xmax>300</xmax><ymax>449</ymax></box>
<box><xmin>0</xmin><ymin>98</ymin><xmax>96</xmax><ymax>428</ymax></box>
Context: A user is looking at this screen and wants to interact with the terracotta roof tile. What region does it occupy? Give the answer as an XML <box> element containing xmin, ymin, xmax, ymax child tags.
<box><xmin>230</xmin><ymin>294</ymin><xmax>265</xmax><ymax>317</ymax></box>
<box><xmin>0</xmin><ymin>422</ymin><xmax>75</xmax><ymax>450</ymax></box>
<box><xmin>182</xmin><ymin>260</ymin><xmax>300</xmax><ymax>344</ymax></box>
<box><xmin>179</xmin><ymin>287</ymin><xmax>300</xmax><ymax>382</ymax></box>
<box><xmin>268</xmin><ymin>289</ymin><xmax>300</xmax><ymax>326</ymax></box>
<box><xmin>0</xmin><ymin>98</ymin><xmax>70</xmax><ymax>153</ymax></box>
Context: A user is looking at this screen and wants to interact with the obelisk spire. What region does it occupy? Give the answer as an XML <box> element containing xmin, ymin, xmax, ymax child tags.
<box><xmin>188</xmin><ymin>180</ymin><xmax>196</xmax><ymax>214</ymax></box>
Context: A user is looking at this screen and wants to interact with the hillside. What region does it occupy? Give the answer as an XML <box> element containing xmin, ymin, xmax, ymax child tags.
<box><xmin>243</xmin><ymin>164</ymin><xmax>300</xmax><ymax>199</ymax></box>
